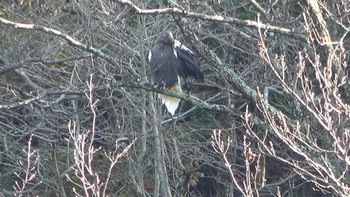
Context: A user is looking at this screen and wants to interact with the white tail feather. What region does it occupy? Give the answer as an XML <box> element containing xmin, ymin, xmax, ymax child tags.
<box><xmin>158</xmin><ymin>94</ymin><xmax>180</xmax><ymax>115</ymax></box>
<box><xmin>158</xmin><ymin>79</ymin><xmax>182</xmax><ymax>115</ymax></box>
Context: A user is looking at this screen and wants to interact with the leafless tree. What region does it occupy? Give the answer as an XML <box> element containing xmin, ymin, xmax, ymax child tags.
<box><xmin>0</xmin><ymin>0</ymin><xmax>349</xmax><ymax>196</ymax></box>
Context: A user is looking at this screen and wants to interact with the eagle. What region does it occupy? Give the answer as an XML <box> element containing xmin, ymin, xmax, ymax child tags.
<box><xmin>148</xmin><ymin>31</ymin><xmax>204</xmax><ymax>115</ymax></box>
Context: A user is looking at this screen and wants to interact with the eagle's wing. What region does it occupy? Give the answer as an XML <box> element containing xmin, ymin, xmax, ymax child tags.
<box><xmin>148</xmin><ymin>44</ymin><xmax>181</xmax><ymax>89</ymax></box>
<box><xmin>174</xmin><ymin>40</ymin><xmax>204</xmax><ymax>82</ymax></box>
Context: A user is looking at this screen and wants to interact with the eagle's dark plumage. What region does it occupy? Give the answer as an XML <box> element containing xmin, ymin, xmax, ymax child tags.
<box><xmin>148</xmin><ymin>31</ymin><xmax>204</xmax><ymax>115</ymax></box>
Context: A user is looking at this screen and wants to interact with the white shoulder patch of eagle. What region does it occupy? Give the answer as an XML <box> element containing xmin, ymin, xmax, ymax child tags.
<box><xmin>148</xmin><ymin>31</ymin><xmax>204</xmax><ymax>115</ymax></box>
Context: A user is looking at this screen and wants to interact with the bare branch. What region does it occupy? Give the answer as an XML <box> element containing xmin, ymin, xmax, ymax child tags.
<box><xmin>113</xmin><ymin>0</ymin><xmax>306</xmax><ymax>40</ymax></box>
<box><xmin>0</xmin><ymin>17</ymin><xmax>117</xmax><ymax>66</ymax></box>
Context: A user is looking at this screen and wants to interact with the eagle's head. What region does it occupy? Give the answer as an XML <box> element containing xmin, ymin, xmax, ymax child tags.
<box><xmin>157</xmin><ymin>31</ymin><xmax>174</xmax><ymax>46</ymax></box>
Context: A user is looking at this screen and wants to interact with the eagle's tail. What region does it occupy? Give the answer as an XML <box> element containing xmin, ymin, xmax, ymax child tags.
<box><xmin>158</xmin><ymin>83</ymin><xmax>182</xmax><ymax>115</ymax></box>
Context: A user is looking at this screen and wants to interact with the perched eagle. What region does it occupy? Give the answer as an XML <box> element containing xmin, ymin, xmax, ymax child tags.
<box><xmin>148</xmin><ymin>31</ymin><xmax>204</xmax><ymax>115</ymax></box>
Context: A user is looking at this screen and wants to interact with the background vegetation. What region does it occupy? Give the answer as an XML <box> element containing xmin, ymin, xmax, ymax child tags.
<box><xmin>0</xmin><ymin>0</ymin><xmax>349</xmax><ymax>196</ymax></box>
